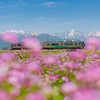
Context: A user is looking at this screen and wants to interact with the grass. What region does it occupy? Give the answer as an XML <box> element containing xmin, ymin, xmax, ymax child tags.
<box><xmin>82</xmin><ymin>49</ymin><xmax>100</xmax><ymax>54</ymax></box>
<box><xmin>0</xmin><ymin>50</ymin><xmax>3</xmax><ymax>53</ymax></box>
<box><xmin>42</xmin><ymin>50</ymin><xmax>65</xmax><ymax>53</ymax></box>
<box><xmin>1</xmin><ymin>49</ymin><xmax>100</xmax><ymax>54</ymax></box>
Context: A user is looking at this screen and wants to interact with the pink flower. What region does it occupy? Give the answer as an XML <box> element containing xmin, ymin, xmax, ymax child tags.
<box><xmin>86</xmin><ymin>36</ymin><xmax>100</xmax><ymax>50</ymax></box>
<box><xmin>8</xmin><ymin>70</ymin><xmax>25</xmax><ymax>88</ymax></box>
<box><xmin>0</xmin><ymin>52</ymin><xmax>14</xmax><ymax>61</ymax></box>
<box><xmin>60</xmin><ymin>82</ymin><xmax>76</xmax><ymax>94</ymax></box>
<box><xmin>43</xmin><ymin>56</ymin><xmax>56</xmax><ymax>64</ymax></box>
<box><xmin>84</xmin><ymin>66</ymin><xmax>100</xmax><ymax>83</ymax></box>
<box><xmin>0</xmin><ymin>90</ymin><xmax>11</xmax><ymax>100</ymax></box>
<box><xmin>25</xmin><ymin>92</ymin><xmax>46</xmax><ymax>100</ymax></box>
<box><xmin>42</xmin><ymin>86</ymin><xmax>52</xmax><ymax>95</ymax></box>
<box><xmin>64</xmin><ymin>62</ymin><xmax>78</xmax><ymax>69</ymax></box>
<box><xmin>12</xmin><ymin>63</ymin><xmax>23</xmax><ymax>71</ymax></box>
<box><xmin>59</xmin><ymin>65</ymin><xmax>65</xmax><ymax>71</ymax></box>
<box><xmin>64</xmin><ymin>96</ymin><xmax>71</xmax><ymax>100</ymax></box>
<box><xmin>76</xmin><ymin>73</ymin><xmax>84</xmax><ymax>81</ymax></box>
<box><xmin>72</xmin><ymin>88</ymin><xmax>100</xmax><ymax>100</ymax></box>
<box><xmin>76</xmin><ymin>66</ymin><xmax>100</xmax><ymax>83</ymax></box>
<box><xmin>49</xmin><ymin>75</ymin><xmax>57</xmax><ymax>82</ymax></box>
<box><xmin>62</xmin><ymin>76</ymin><xmax>69</xmax><ymax>82</ymax></box>
<box><xmin>55</xmin><ymin>74</ymin><xmax>61</xmax><ymax>78</ymax></box>
<box><xmin>1</xmin><ymin>32</ymin><xmax>18</xmax><ymax>43</ymax></box>
<box><xmin>22</xmin><ymin>37</ymin><xmax>41</xmax><ymax>54</ymax></box>
<box><xmin>10</xmin><ymin>88</ymin><xmax>20</xmax><ymax>97</ymax></box>
<box><xmin>86</xmin><ymin>45</ymin><xmax>96</xmax><ymax>50</ymax></box>
<box><xmin>70</xmin><ymin>50</ymin><xmax>86</xmax><ymax>60</ymax></box>
<box><xmin>26</xmin><ymin>61</ymin><xmax>41</xmax><ymax>73</ymax></box>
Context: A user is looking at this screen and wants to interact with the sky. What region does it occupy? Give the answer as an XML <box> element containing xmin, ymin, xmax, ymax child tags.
<box><xmin>0</xmin><ymin>0</ymin><xmax>100</xmax><ymax>33</ymax></box>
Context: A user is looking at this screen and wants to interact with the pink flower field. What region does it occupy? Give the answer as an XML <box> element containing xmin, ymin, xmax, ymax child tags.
<box><xmin>0</xmin><ymin>32</ymin><xmax>100</xmax><ymax>100</ymax></box>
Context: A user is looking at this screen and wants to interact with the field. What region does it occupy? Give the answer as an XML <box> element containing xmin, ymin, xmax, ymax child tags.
<box><xmin>0</xmin><ymin>49</ymin><xmax>100</xmax><ymax>100</ymax></box>
<box><xmin>0</xmin><ymin>32</ymin><xmax>100</xmax><ymax>100</ymax></box>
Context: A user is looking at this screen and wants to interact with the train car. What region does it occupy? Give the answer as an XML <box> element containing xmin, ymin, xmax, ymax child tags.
<box><xmin>43</xmin><ymin>40</ymin><xmax>85</xmax><ymax>50</ymax></box>
<box><xmin>10</xmin><ymin>42</ymin><xmax>27</xmax><ymax>50</ymax></box>
<box><xmin>10</xmin><ymin>40</ymin><xmax>85</xmax><ymax>50</ymax></box>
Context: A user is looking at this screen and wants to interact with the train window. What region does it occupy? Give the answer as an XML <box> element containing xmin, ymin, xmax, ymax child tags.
<box><xmin>69</xmin><ymin>43</ymin><xmax>73</xmax><ymax>45</ymax></box>
<box><xmin>18</xmin><ymin>44</ymin><xmax>22</xmax><ymax>46</ymax></box>
<box><xmin>75</xmin><ymin>43</ymin><xmax>77</xmax><ymax>45</ymax></box>
<box><xmin>14</xmin><ymin>44</ymin><xmax>16</xmax><ymax>46</ymax></box>
<box><xmin>60</xmin><ymin>43</ymin><xmax>63</xmax><ymax>45</ymax></box>
<box><xmin>79</xmin><ymin>42</ymin><xmax>82</xmax><ymax>45</ymax></box>
<box><xmin>47</xmin><ymin>43</ymin><xmax>50</xmax><ymax>46</ymax></box>
<box><xmin>79</xmin><ymin>42</ymin><xmax>84</xmax><ymax>45</ymax></box>
<box><xmin>81</xmin><ymin>42</ymin><xmax>84</xmax><ymax>45</ymax></box>
<box><xmin>64</xmin><ymin>43</ymin><xmax>68</xmax><ymax>45</ymax></box>
<box><xmin>51</xmin><ymin>43</ymin><xmax>59</xmax><ymax>46</ymax></box>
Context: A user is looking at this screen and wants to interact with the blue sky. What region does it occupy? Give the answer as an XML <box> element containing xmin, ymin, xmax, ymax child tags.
<box><xmin>0</xmin><ymin>0</ymin><xmax>100</xmax><ymax>33</ymax></box>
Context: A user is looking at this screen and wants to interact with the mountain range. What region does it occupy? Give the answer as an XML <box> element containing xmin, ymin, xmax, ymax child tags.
<box><xmin>0</xmin><ymin>29</ymin><xmax>100</xmax><ymax>50</ymax></box>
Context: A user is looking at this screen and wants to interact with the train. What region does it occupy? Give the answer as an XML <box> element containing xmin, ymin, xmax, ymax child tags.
<box><xmin>10</xmin><ymin>40</ymin><xmax>85</xmax><ymax>50</ymax></box>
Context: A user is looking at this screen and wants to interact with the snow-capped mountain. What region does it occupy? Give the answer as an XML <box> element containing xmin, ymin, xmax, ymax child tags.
<box><xmin>52</xmin><ymin>29</ymin><xmax>100</xmax><ymax>41</ymax></box>
<box><xmin>52</xmin><ymin>29</ymin><xmax>86</xmax><ymax>41</ymax></box>
<box><xmin>0</xmin><ymin>29</ymin><xmax>100</xmax><ymax>49</ymax></box>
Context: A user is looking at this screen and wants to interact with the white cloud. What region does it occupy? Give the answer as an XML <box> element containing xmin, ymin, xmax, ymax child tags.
<box><xmin>41</xmin><ymin>2</ymin><xmax>57</xmax><ymax>7</ymax></box>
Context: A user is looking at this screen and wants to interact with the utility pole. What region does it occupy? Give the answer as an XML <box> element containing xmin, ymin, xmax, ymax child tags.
<box><xmin>33</xmin><ymin>32</ymin><xmax>35</xmax><ymax>38</ymax></box>
<box><xmin>47</xmin><ymin>34</ymin><xmax>49</xmax><ymax>42</ymax></box>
